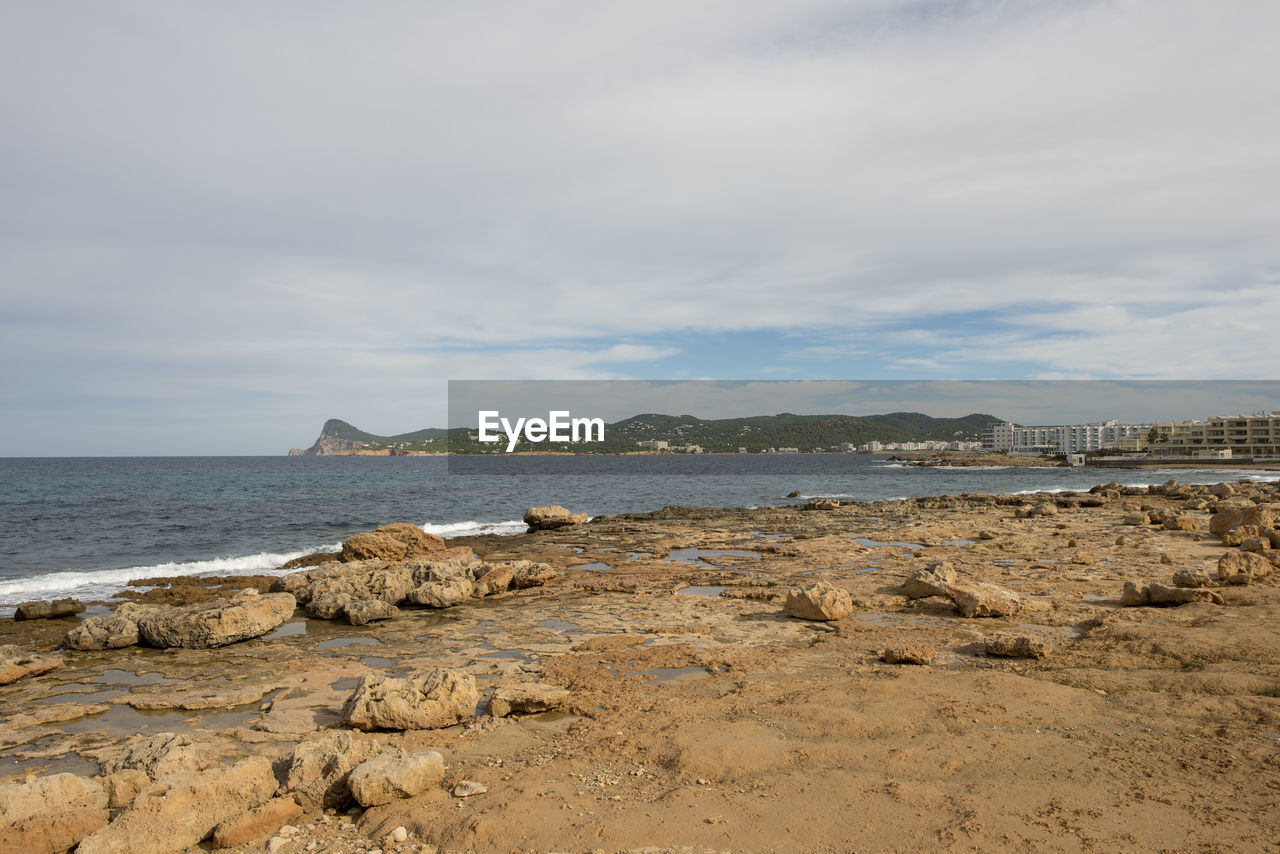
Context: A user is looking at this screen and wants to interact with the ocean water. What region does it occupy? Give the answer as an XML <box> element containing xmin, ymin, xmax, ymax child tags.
<box><xmin>1</xmin><ymin>455</ymin><xmax>1274</xmax><ymax>606</ymax></box>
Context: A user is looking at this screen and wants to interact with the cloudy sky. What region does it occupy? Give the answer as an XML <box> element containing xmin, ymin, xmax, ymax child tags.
<box><xmin>2</xmin><ymin>1</ymin><xmax>1277</xmax><ymax>454</ymax></box>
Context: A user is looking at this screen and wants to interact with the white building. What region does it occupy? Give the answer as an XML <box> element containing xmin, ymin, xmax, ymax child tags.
<box><xmin>982</xmin><ymin>420</ymin><xmax>1152</xmax><ymax>454</ymax></box>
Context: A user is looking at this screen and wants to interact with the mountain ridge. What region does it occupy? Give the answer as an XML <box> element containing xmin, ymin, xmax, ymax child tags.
<box><xmin>288</xmin><ymin>412</ymin><xmax>1000</xmax><ymax>455</ymax></box>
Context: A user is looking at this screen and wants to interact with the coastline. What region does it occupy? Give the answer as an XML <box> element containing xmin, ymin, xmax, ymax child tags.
<box><xmin>3</xmin><ymin>479</ymin><xmax>1279</xmax><ymax>851</ymax></box>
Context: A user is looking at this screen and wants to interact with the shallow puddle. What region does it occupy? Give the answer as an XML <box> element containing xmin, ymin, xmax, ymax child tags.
<box><xmin>536</xmin><ymin>619</ymin><xmax>582</xmax><ymax>633</ymax></box>
<box><xmin>2</xmin><ymin>752</ymin><xmax>101</xmax><ymax>780</ymax></box>
<box><xmin>853</xmin><ymin>538</ymin><xmax>924</xmax><ymax>549</ymax></box>
<box><xmin>360</xmin><ymin>656</ymin><xmax>396</xmax><ymax>669</ymax></box>
<box><xmin>314</xmin><ymin>637</ymin><xmax>384</xmax><ymax>651</ymax></box>
<box><xmin>90</xmin><ymin>669</ymin><xmax>178</xmax><ymax>686</ymax></box>
<box><xmin>573</xmin><ymin>562</ymin><xmax>614</xmax><ymax>571</ymax></box>
<box><xmin>329</xmin><ymin>677</ymin><xmax>361</xmax><ymax>691</ymax></box>
<box><xmin>640</xmin><ymin>666</ymin><xmax>709</xmax><ymax>683</ymax></box>
<box><xmin>664</xmin><ymin>548</ymin><xmax>761</xmax><ymax>563</ymax></box>
<box><xmin>677</xmin><ymin>586</ymin><xmax>725</xmax><ymax>597</ymax></box>
<box><xmin>262</xmin><ymin>621</ymin><xmax>307</xmax><ymax>639</ymax></box>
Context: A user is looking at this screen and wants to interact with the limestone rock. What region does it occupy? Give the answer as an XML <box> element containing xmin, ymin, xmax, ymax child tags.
<box><xmin>14</xmin><ymin>598</ymin><xmax>85</xmax><ymax>621</ymax></box>
<box><xmin>984</xmin><ymin>633</ymin><xmax>1051</xmax><ymax>658</ymax></box>
<box><xmin>508</xmin><ymin>561</ymin><xmax>559</xmax><ymax>589</ymax></box>
<box><xmin>1122</xmin><ymin>513</ymin><xmax>1147</xmax><ymax>525</ymax></box>
<box><xmin>1171</xmin><ymin>568</ymin><xmax>1214</xmax><ymax>589</ymax></box>
<box><xmin>939</xmin><ymin>582</ymin><xmax>1021</xmax><ymax>618</ymax></box>
<box><xmin>210</xmin><ymin>796</ymin><xmax>302</xmax><ymax>849</ymax></box>
<box><xmin>471</xmin><ymin>565</ymin><xmax>514</xmax><ymax>597</ymax></box>
<box><xmin>1211</xmin><ymin>502</ymin><xmax>1276</xmax><ymax>538</ymax></box>
<box><xmin>101</xmin><ymin>769</ymin><xmax>150</xmax><ymax>809</ymax></box>
<box><xmin>0</xmin><ymin>773</ymin><xmax>108</xmax><ymax>854</ymax></box>
<box><xmin>99</xmin><ymin>733</ymin><xmax>212</xmax><ymax>782</ymax></box>
<box><xmin>900</xmin><ymin>562</ymin><xmax>955</xmax><ymax>600</ymax></box>
<box><xmin>489</xmin><ymin>682</ymin><xmax>571</xmax><ymax>717</ymax></box>
<box><xmin>135</xmin><ymin>593</ymin><xmax>296</xmax><ymax>648</ymax></box>
<box><xmin>783</xmin><ymin>581</ymin><xmax>853</xmax><ymax>621</ymax></box>
<box><xmin>347</xmin><ymin>750</ymin><xmax>446</xmax><ymax>807</ymax></box>
<box><xmin>408</xmin><ymin>577</ymin><xmax>474</xmax><ymax>608</ymax></box>
<box><xmin>305</xmin><ymin>593</ymin><xmax>398</xmax><ymax>625</ymax></box>
<box><xmin>0</xmin><ymin>645</ymin><xmax>62</xmax><ymax>686</ymax></box>
<box><xmin>1163</xmin><ymin>513</ymin><xmax>1200</xmax><ymax>532</ymax></box>
<box><xmin>342</xmin><ymin>669</ymin><xmax>480</xmax><ymax>731</ymax></box>
<box><xmin>452</xmin><ymin>780</ymin><xmax>487</xmax><ymax>797</ymax></box>
<box><xmin>284</xmin><ymin>731</ymin><xmax>383</xmax><ymax>811</ymax></box>
<box><xmin>279</xmin><ymin>551</ymin><xmax>341</xmax><ymax>571</ymax></box>
<box><xmin>62</xmin><ymin>603</ymin><xmax>154</xmax><ymax>651</ymax></box>
<box><xmin>1240</xmin><ymin>536</ymin><xmax>1271</xmax><ymax>553</ymax></box>
<box><xmin>524</xmin><ymin>505</ymin><xmax>588</xmax><ymax>532</ymax></box>
<box><xmin>75</xmin><ymin>757</ymin><xmax>276</xmax><ymax>854</ymax></box>
<box><xmin>881</xmin><ymin>644</ymin><xmax>934</xmax><ymax>665</ymax></box>
<box><xmin>341</xmin><ymin>523</ymin><xmax>446</xmax><ymax>562</ymax></box>
<box><xmin>1218</xmin><ymin>551</ymin><xmax>1273</xmax><ymax>585</ymax></box>
<box><xmin>1121</xmin><ymin>581</ymin><xmax>1223</xmax><ymax>606</ymax></box>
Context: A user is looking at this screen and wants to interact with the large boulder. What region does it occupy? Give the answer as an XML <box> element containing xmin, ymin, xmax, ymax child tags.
<box><xmin>1211</xmin><ymin>502</ymin><xmax>1277</xmax><ymax>538</ymax></box>
<box><xmin>783</xmin><ymin>581</ymin><xmax>853</xmax><ymax>621</ymax></box>
<box><xmin>1218</xmin><ymin>551</ymin><xmax>1273</xmax><ymax>585</ymax></box>
<box><xmin>209</xmin><ymin>797</ymin><xmax>302</xmax><ymax>849</ymax></box>
<box><xmin>471</xmin><ymin>564</ymin><xmax>515</xmax><ymax>597</ymax></box>
<box><xmin>136</xmin><ymin>593</ymin><xmax>296</xmax><ymax>648</ymax></box>
<box><xmin>75</xmin><ymin>757</ymin><xmax>276</xmax><ymax>854</ymax></box>
<box><xmin>63</xmin><ymin>603</ymin><xmax>154</xmax><ymax>651</ymax></box>
<box><xmin>284</xmin><ymin>731</ymin><xmax>383</xmax><ymax>811</ymax></box>
<box><xmin>0</xmin><ymin>645</ymin><xmax>62</xmax><ymax>686</ymax></box>
<box><xmin>14</xmin><ymin>598</ymin><xmax>85</xmax><ymax>621</ymax></box>
<box><xmin>523</xmin><ymin>505</ymin><xmax>588</xmax><ymax>532</ymax></box>
<box><xmin>347</xmin><ymin>750</ymin><xmax>446</xmax><ymax>807</ymax></box>
<box><xmin>1121</xmin><ymin>580</ymin><xmax>1224</xmax><ymax>606</ymax></box>
<box><xmin>940</xmin><ymin>582</ymin><xmax>1021</xmax><ymax>618</ymax></box>
<box><xmin>489</xmin><ymin>682</ymin><xmax>571</xmax><ymax>717</ymax></box>
<box><xmin>407</xmin><ymin>577</ymin><xmax>474</xmax><ymax>608</ymax></box>
<box><xmin>0</xmin><ymin>773</ymin><xmax>108</xmax><ymax>854</ymax></box>
<box><xmin>342</xmin><ymin>669</ymin><xmax>479</xmax><ymax>731</ymax></box>
<box><xmin>341</xmin><ymin>523</ymin><xmax>446</xmax><ymax>562</ymax></box>
<box><xmin>507</xmin><ymin>560</ymin><xmax>559</xmax><ymax>589</ymax></box>
<box><xmin>900</xmin><ymin>561</ymin><xmax>955</xmax><ymax>600</ymax></box>
<box><xmin>99</xmin><ymin>733</ymin><xmax>212</xmax><ymax>782</ymax></box>
<box><xmin>275</xmin><ymin>560</ymin><xmax>414</xmax><ymax>607</ymax></box>
<box><xmin>304</xmin><ymin>593</ymin><xmax>398</xmax><ymax>625</ymax></box>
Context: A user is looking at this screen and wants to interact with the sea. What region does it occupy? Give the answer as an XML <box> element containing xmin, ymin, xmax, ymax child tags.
<box><xmin>2</xmin><ymin>455</ymin><xmax>1276</xmax><ymax>607</ymax></box>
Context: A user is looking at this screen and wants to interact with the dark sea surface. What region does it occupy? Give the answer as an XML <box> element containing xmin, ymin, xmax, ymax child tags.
<box><xmin>1</xmin><ymin>455</ymin><xmax>1274</xmax><ymax>605</ymax></box>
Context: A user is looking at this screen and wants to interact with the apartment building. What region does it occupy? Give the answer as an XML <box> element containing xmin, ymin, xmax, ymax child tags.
<box><xmin>982</xmin><ymin>420</ymin><xmax>1152</xmax><ymax>454</ymax></box>
<box><xmin>1152</xmin><ymin>413</ymin><xmax>1280</xmax><ymax>459</ymax></box>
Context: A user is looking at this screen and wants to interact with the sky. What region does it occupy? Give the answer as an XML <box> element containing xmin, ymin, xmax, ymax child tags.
<box><xmin>2</xmin><ymin>1</ymin><xmax>1277</xmax><ymax>454</ymax></box>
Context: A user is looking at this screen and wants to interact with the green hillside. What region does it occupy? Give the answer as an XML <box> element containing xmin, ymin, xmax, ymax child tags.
<box><xmin>301</xmin><ymin>411</ymin><xmax>999</xmax><ymax>454</ymax></box>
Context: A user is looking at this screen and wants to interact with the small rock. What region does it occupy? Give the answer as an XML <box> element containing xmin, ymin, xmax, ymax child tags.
<box><xmin>984</xmin><ymin>633</ymin><xmax>1051</xmax><ymax>659</ymax></box>
<box><xmin>881</xmin><ymin>644</ymin><xmax>934</xmax><ymax>665</ymax></box>
<box><xmin>389</xmin><ymin>826</ymin><xmax>409</xmax><ymax>843</ymax></box>
<box><xmin>14</xmin><ymin>597</ymin><xmax>85</xmax><ymax>620</ymax></box>
<box><xmin>348</xmin><ymin>750</ymin><xmax>446</xmax><ymax>807</ymax></box>
<box><xmin>488</xmin><ymin>683</ymin><xmax>570</xmax><ymax>717</ymax></box>
<box><xmin>783</xmin><ymin>581</ymin><xmax>852</xmax><ymax>621</ymax></box>
<box><xmin>452</xmin><ymin>780</ymin><xmax>487</xmax><ymax>797</ymax></box>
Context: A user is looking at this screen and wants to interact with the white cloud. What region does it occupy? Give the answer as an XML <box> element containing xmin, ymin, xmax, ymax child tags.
<box><xmin>1</xmin><ymin>0</ymin><xmax>1277</xmax><ymax>451</ymax></box>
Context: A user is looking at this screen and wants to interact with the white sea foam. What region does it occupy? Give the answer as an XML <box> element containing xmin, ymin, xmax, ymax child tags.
<box><xmin>0</xmin><ymin>543</ymin><xmax>342</xmax><ymax>607</ymax></box>
<box><xmin>420</xmin><ymin>519</ymin><xmax>527</xmax><ymax>537</ymax></box>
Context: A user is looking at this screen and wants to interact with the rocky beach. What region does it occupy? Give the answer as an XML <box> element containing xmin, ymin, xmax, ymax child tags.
<box><xmin>3</xmin><ymin>482</ymin><xmax>1280</xmax><ymax>853</ymax></box>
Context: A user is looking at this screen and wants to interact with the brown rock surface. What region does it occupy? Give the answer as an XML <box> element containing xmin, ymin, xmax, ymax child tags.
<box><xmin>284</xmin><ymin>731</ymin><xmax>383</xmax><ymax>810</ymax></box>
<box><xmin>136</xmin><ymin>593</ymin><xmax>296</xmax><ymax>648</ymax></box>
<box><xmin>342</xmin><ymin>669</ymin><xmax>480</xmax><ymax>731</ymax></box>
<box><xmin>347</xmin><ymin>750</ymin><xmax>446</xmax><ymax>806</ymax></box>
<box><xmin>524</xmin><ymin>505</ymin><xmax>589</xmax><ymax>531</ymax></box>
<box><xmin>75</xmin><ymin>757</ymin><xmax>276</xmax><ymax>854</ymax></box>
<box><xmin>0</xmin><ymin>645</ymin><xmax>62</xmax><ymax>686</ymax></box>
<box><xmin>13</xmin><ymin>598</ymin><xmax>85</xmax><ymax>621</ymax></box>
<box><xmin>209</xmin><ymin>796</ymin><xmax>302</xmax><ymax>848</ymax></box>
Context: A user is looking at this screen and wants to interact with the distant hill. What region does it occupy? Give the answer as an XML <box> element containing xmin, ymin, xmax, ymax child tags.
<box><xmin>288</xmin><ymin>412</ymin><xmax>1000</xmax><ymax>455</ymax></box>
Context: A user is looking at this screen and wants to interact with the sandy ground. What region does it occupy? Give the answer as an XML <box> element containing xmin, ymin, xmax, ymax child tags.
<box><xmin>3</xmin><ymin>482</ymin><xmax>1280</xmax><ymax>853</ymax></box>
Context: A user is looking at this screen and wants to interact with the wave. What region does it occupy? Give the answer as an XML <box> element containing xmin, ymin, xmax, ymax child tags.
<box><xmin>0</xmin><ymin>544</ymin><xmax>341</xmax><ymax>607</ymax></box>
<box><xmin>420</xmin><ymin>519</ymin><xmax>527</xmax><ymax>537</ymax></box>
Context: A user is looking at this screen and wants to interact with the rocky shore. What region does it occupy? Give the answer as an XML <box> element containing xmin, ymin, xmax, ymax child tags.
<box><xmin>3</xmin><ymin>489</ymin><xmax>1279</xmax><ymax>852</ymax></box>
